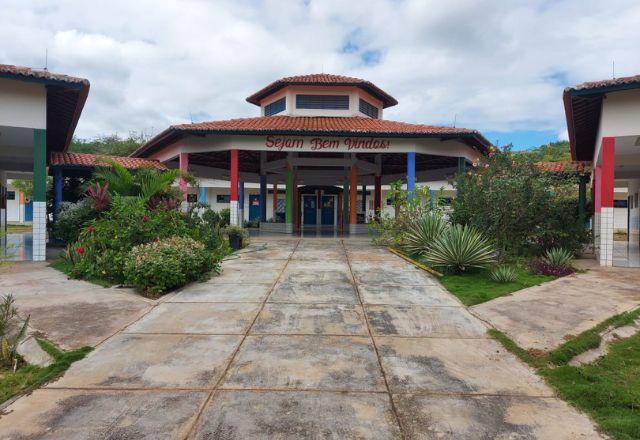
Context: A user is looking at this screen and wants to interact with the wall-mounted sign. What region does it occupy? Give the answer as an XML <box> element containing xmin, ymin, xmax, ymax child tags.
<box><xmin>265</xmin><ymin>135</ymin><xmax>391</xmax><ymax>152</ymax></box>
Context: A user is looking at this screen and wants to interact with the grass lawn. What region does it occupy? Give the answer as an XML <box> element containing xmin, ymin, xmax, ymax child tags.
<box><xmin>0</xmin><ymin>339</ymin><xmax>91</xmax><ymax>404</ymax></box>
<box><xmin>439</xmin><ymin>266</ymin><xmax>555</xmax><ymax>306</ymax></box>
<box><xmin>49</xmin><ymin>259</ymin><xmax>114</xmax><ymax>288</ymax></box>
<box><xmin>491</xmin><ymin>307</ymin><xmax>640</xmax><ymax>440</ymax></box>
<box><xmin>6</xmin><ymin>224</ymin><xmax>32</xmax><ymax>233</ymax></box>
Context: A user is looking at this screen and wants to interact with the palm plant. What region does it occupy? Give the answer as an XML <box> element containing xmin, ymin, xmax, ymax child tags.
<box><xmin>92</xmin><ymin>160</ymin><xmax>182</xmax><ymax>203</ymax></box>
<box><xmin>426</xmin><ymin>224</ymin><xmax>496</xmax><ymax>273</ymax></box>
<box><xmin>543</xmin><ymin>247</ymin><xmax>574</xmax><ymax>269</ymax></box>
<box><xmin>403</xmin><ymin>212</ymin><xmax>449</xmax><ymax>256</ymax></box>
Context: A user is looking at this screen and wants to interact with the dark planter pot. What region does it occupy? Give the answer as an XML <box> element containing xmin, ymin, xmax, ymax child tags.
<box><xmin>229</xmin><ymin>234</ymin><xmax>243</xmax><ymax>250</ymax></box>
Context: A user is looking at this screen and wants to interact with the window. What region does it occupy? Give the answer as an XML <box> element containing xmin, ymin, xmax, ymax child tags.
<box><xmin>296</xmin><ymin>94</ymin><xmax>349</xmax><ymax>110</ymax></box>
<box><xmin>265</xmin><ymin>97</ymin><xmax>286</xmax><ymax>116</ymax></box>
<box><xmin>359</xmin><ymin>98</ymin><xmax>379</xmax><ymax>118</ymax></box>
<box><xmin>216</xmin><ymin>194</ymin><xmax>230</xmax><ymax>203</ymax></box>
<box><xmin>614</xmin><ymin>199</ymin><xmax>628</xmax><ymax>208</ymax></box>
<box><xmin>7</xmin><ymin>191</ymin><xmax>15</xmax><ymax>200</ymax></box>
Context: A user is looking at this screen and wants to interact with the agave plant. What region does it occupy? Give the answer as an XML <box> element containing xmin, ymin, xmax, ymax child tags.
<box><xmin>543</xmin><ymin>247</ymin><xmax>574</xmax><ymax>269</ymax></box>
<box><xmin>402</xmin><ymin>213</ymin><xmax>449</xmax><ymax>256</ymax></box>
<box><xmin>490</xmin><ymin>265</ymin><xmax>518</xmax><ymax>283</ymax></box>
<box><xmin>426</xmin><ymin>224</ymin><xmax>496</xmax><ymax>273</ymax></box>
<box><xmin>0</xmin><ymin>294</ymin><xmax>30</xmax><ymax>369</ymax></box>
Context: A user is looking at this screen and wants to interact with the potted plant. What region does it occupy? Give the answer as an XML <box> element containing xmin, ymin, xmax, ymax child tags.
<box><xmin>226</xmin><ymin>225</ymin><xmax>247</xmax><ymax>250</ymax></box>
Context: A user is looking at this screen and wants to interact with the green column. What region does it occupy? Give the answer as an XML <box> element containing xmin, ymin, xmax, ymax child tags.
<box><xmin>457</xmin><ymin>157</ymin><xmax>466</xmax><ymax>173</ymax></box>
<box><xmin>33</xmin><ymin>129</ymin><xmax>47</xmax><ymax>202</ymax></box>
<box><xmin>578</xmin><ymin>176</ymin><xmax>587</xmax><ymax>226</ymax></box>
<box><xmin>285</xmin><ymin>168</ymin><xmax>293</xmax><ymax>224</ymax></box>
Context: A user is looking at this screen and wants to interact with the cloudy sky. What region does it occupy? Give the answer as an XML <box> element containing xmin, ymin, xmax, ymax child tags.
<box><xmin>2</xmin><ymin>0</ymin><xmax>640</xmax><ymax>149</ymax></box>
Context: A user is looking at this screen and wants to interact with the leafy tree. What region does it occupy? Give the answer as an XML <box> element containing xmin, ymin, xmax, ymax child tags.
<box><xmin>522</xmin><ymin>141</ymin><xmax>571</xmax><ymax>162</ymax></box>
<box><xmin>450</xmin><ymin>146</ymin><xmax>590</xmax><ymax>256</ymax></box>
<box><xmin>69</xmin><ymin>132</ymin><xmax>148</xmax><ymax>157</ymax></box>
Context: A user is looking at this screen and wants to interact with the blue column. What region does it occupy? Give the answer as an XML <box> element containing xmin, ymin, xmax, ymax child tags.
<box><xmin>260</xmin><ymin>174</ymin><xmax>267</xmax><ymax>222</ymax></box>
<box><xmin>200</xmin><ymin>186</ymin><xmax>206</xmax><ymax>204</ymax></box>
<box><xmin>407</xmin><ymin>152</ymin><xmax>416</xmax><ymax>199</ymax></box>
<box><xmin>53</xmin><ymin>168</ymin><xmax>63</xmax><ymax>220</ymax></box>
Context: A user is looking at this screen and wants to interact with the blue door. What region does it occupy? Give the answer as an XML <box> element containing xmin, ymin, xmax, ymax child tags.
<box><xmin>321</xmin><ymin>195</ymin><xmax>335</xmax><ymax>225</ymax></box>
<box><xmin>24</xmin><ymin>201</ymin><xmax>33</xmax><ymax>222</ymax></box>
<box><xmin>249</xmin><ymin>195</ymin><xmax>260</xmax><ymax>221</ymax></box>
<box><xmin>303</xmin><ymin>195</ymin><xmax>317</xmax><ymax>225</ymax></box>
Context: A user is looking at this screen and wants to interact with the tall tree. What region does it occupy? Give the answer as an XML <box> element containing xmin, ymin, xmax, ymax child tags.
<box><xmin>69</xmin><ymin>132</ymin><xmax>148</xmax><ymax>157</ymax></box>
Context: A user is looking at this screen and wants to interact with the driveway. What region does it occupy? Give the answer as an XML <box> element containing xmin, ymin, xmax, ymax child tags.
<box><xmin>0</xmin><ymin>238</ymin><xmax>601</xmax><ymax>439</ymax></box>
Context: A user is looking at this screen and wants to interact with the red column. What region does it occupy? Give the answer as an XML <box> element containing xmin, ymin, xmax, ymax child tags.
<box><xmin>230</xmin><ymin>150</ymin><xmax>239</xmax><ymax>202</ymax></box>
<box><xmin>594</xmin><ymin>166</ymin><xmax>602</xmax><ymax>214</ymax></box>
<box><xmin>179</xmin><ymin>153</ymin><xmax>189</xmax><ymax>201</ymax></box>
<box><xmin>601</xmin><ymin>137</ymin><xmax>616</xmax><ymax>209</ymax></box>
<box><xmin>349</xmin><ymin>165</ymin><xmax>358</xmax><ymax>224</ymax></box>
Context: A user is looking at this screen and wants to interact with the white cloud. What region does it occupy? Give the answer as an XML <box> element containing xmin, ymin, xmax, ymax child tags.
<box><xmin>2</xmin><ymin>0</ymin><xmax>640</xmax><ymax>139</ymax></box>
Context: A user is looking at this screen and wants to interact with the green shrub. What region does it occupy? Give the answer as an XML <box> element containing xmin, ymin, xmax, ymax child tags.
<box><xmin>543</xmin><ymin>247</ymin><xmax>574</xmax><ymax>268</ymax></box>
<box><xmin>124</xmin><ymin>236</ymin><xmax>220</xmax><ymax>297</ymax></box>
<box><xmin>184</xmin><ymin>204</ymin><xmax>230</xmax><ymax>253</ymax></box>
<box><xmin>426</xmin><ymin>224</ymin><xmax>496</xmax><ymax>273</ymax></box>
<box><xmin>490</xmin><ymin>265</ymin><xmax>518</xmax><ymax>283</ymax></box>
<box><xmin>54</xmin><ymin>200</ymin><xmax>98</xmax><ymax>243</ymax></box>
<box><xmin>450</xmin><ymin>146</ymin><xmax>591</xmax><ymax>256</ymax></box>
<box><xmin>68</xmin><ymin>196</ymin><xmax>192</xmax><ymax>283</ymax></box>
<box><xmin>403</xmin><ymin>212</ymin><xmax>449</xmax><ymax>256</ymax></box>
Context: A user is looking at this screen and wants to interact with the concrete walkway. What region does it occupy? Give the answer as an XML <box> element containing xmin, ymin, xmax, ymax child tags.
<box><xmin>0</xmin><ymin>262</ymin><xmax>152</xmax><ymax>350</ymax></box>
<box><xmin>0</xmin><ymin>238</ymin><xmax>602</xmax><ymax>439</ymax></box>
<box><xmin>472</xmin><ymin>260</ymin><xmax>640</xmax><ymax>352</ymax></box>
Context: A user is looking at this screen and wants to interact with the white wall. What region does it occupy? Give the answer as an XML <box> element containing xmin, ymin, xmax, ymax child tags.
<box><xmin>593</xmin><ymin>88</ymin><xmax>640</xmax><ymax>164</ymax></box>
<box><xmin>0</xmin><ymin>78</ymin><xmax>46</xmax><ymax>129</ymax></box>
<box><xmin>5</xmin><ymin>181</ymin><xmax>23</xmax><ymax>223</ymax></box>
<box><xmin>629</xmin><ymin>180</ymin><xmax>640</xmax><ymax>240</ymax></box>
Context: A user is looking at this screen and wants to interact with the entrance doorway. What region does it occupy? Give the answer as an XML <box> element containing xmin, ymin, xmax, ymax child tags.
<box><xmin>249</xmin><ymin>194</ymin><xmax>260</xmax><ymax>221</ymax></box>
<box><xmin>321</xmin><ymin>195</ymin><xmax>335</xmax><ymax>225</ymax></box>
<box><xmin>302</xmin><ymin>195</ymin><xmax>317</xmax><ymax>225</ymax></box>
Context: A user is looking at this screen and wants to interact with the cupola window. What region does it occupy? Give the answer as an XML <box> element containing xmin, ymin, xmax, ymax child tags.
<box><xmin>359</xmin><ymin>98</ymin><xmax>379</xmax><ymax>118</ymax></box>
<box><xmin>265</xmin><ymin>97</ymin><xmax>286</xmax><ymax>116</ymax></box>
<box><xmin>296</xmin><ymin>94</ymin><xmax>349</xmax><ymax>110</ymax></box>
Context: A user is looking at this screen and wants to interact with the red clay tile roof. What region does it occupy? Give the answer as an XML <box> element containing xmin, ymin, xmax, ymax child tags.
<box><xmin>566</xmin><ymin>74</ymin><xmax>640</xmax><ymax>93</ymax></box>
<box><xmin>536</xmin><ymin>161</ymin><xmax>591</xmax><ymax>174</ymax></box>
<box><xmin>246</xmin><ymin>74</ymin><xmax>398</xmax><ymax>108</ymax></box>
<box><xmin>0</xmin><ymin>64</ymin><xmax>89</xmax><ymax>86</ymax></box>
<box><xmin>50</xmin><ymin>152</ymin><xmax>167</xmax><ymax>170</ymax></box>
<box><xmin>132</xmin><ymin>116</ymin><xmax>490</xmax><ymax>157</ymax></box>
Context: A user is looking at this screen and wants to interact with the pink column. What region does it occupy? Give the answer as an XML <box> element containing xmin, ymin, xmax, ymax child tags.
<box><xmin>598</xmin><ymin>137</ymin><xmax>616</xmax><ymax>266</ymax></box>
<box><xmin>179</xmin><ymin>153</ymin><xmax>189</xmax><ymax>201</ymax></box>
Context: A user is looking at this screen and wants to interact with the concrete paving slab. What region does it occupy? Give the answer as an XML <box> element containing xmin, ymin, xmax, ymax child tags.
<box><xmin>51</xmin><ymin>333</ymin><xmax>242</xmax><ymax>389</ymax></box>
<box><xmin>346</xmin><ymin>250</ymin><xmax>400</xmax><ymax>261</ymax></box>
<box><xmin>354</xmin><ymin>268</ymin><xmax>438</xmax><ymax>286</ymax></box>
<box><xmin>208</xmin><ymin>268</ymin><xmax>282</xmax><ymax>284</ymax></box>
<box><xmin>376</xmin><ymin>337</ymin><xmax>551</xmax><ymax>396</ymax></box>
<box><xmin>472</xmin><ymin>266</ymin><xmax>640</xmax><ymax>351</ymax></box>
<box><xmin>221</xmin><ymin>259</ymin><xmax>287</xmax><ymax>271</ymax></box>
<box><xmin>222</xmin><ymin>335</ymin><xmax>386</xmax><ymax>391</ymax></box>
<box><xmin>193</xmin><ymin>390</ymin><xmax>402</xmax><ymax>439</ymax></box>
<box><xmin>170</xmin><ymin>283</ymin><xmax>272</xmax><ymax>303</ymax></box>
<box><xmin>281</xmin><ymin>269</ymin><xmax>352</xmax><ymax>284</ymax></box>
<box><xmin>235</xmin><ymin>249</ymin><xmax>293</xmax><ymax>260</ymax></box>
<box><xmin>285</xmin><ymin>260</ymin><xmax>351</xmax><ymax>273</ymax></box>
<box><xmin>252</xmin><ymin>304</ymin><xmax>368</xmax><ymax>335</ymax></box>
<box><xmin>0</xmin><ymin>389</ymin><xmax>207</xmax><ymax>439</ymax></box>
<box><xmin>394</xmin><ymin>394</ymin><xmax>604</xmax><ymax>439</ymax></box>
<box><xmin>358</xmin><ymin>283</ymin><xmax>459</xmax><ymax>306</ymax></box>
<box><xmin>366</xmin><ymin>305</ymin><xmax>488</xmax><ymax>338</ymax></box>
<box><xmin>1</xmin><ymin>263</ymin><xmax>151</xmax><ymax>350</ymax></box>
<box><xmin>291</xmin><ymin>249</ymin><xmax>348</xmax><ymax>260</ymax></box>
<box><xmin>125</xmin><ymin>302</ymin><xmax>261</xmax><ymax>334</ymax></box>
<box><xmin>268</xmin><ymin>282</ymin><xmax>359</xmax><ymax>304</ymax></box>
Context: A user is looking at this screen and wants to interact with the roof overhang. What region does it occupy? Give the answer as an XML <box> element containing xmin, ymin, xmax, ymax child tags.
<box><xmin>0</xmin><ymin>66</ymin><xmax>90</xmax><ymax>155</ymax></box>
<box><xmin>563</xmin><ymin>75</ymin><xmax>640</xmax><ymax>161</ymax></box>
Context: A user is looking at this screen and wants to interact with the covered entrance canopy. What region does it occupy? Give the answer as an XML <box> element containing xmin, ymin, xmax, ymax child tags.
<box><xmin>132</xmin><ymin>74</ymin><xmax>490</xmax><ymax>233</ymax></box>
